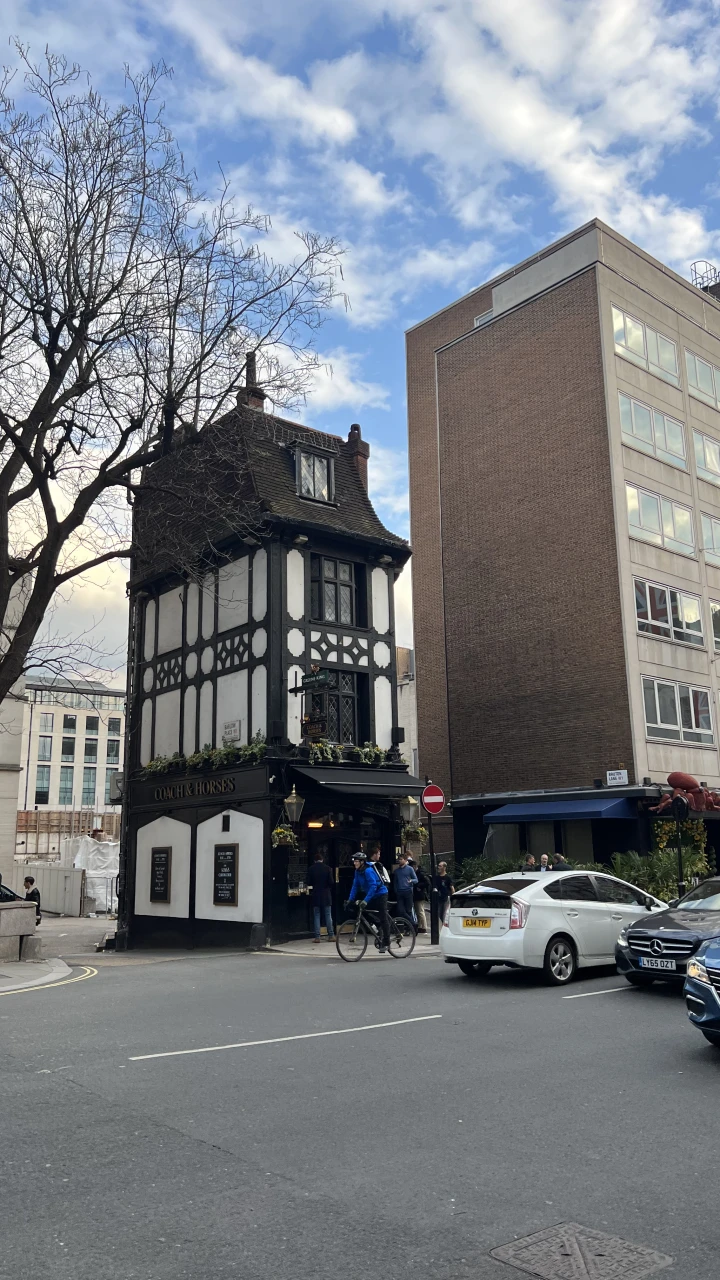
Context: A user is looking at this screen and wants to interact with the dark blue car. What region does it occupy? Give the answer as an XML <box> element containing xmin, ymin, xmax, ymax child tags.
<box><xmin>684</xmin><ymin>938</ymin><xmax>720</xmax><ymax>1047</ymax></box>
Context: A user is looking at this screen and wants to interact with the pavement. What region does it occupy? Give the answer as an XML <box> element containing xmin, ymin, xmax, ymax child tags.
<box><xmin>1</xmin><ymin>944</ymin><xmax>717</xmax><ymax>1280</ymax></box>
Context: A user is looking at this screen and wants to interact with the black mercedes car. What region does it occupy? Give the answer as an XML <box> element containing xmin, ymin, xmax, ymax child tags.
<box><xmin>616</xmin><ymin>877</ymin><xmax>720</xmax><ymax>985</ymax></box>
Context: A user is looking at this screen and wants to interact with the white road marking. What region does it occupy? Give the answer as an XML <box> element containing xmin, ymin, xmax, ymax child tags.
<box><xmin>562</xmin><ymin>986</ymin><xmax>631</xmax><ymax>1000</ymax></box>
<box><xmin>130</xmin><ymin>1014</ymin><xmax>443</xmax><ymax>1062</ymax></box>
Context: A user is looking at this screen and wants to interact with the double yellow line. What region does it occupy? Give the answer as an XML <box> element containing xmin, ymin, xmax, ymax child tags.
<box><xmin>0</xmin><ymin>964</ymin><xmax>97</xmax><ymax>997</ymax></box>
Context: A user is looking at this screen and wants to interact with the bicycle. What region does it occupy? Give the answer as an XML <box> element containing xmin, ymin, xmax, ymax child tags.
<box><xmin>335</xmin><ymin>901</ymin><xmax>416</xmax><ymax>962</ymax></box>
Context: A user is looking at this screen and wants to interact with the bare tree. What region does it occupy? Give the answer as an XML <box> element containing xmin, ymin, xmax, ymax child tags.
<box><xmin>0</xmin><ymin>48</ymin><xmax>343</xmax><ymax>704</ymax></box>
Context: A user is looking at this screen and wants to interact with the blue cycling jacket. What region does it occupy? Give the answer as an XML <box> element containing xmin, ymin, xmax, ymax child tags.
<box><xmin>348</xmin><ymin>864</ymin><xmax>388</xmax><ymax>903</ymax></box>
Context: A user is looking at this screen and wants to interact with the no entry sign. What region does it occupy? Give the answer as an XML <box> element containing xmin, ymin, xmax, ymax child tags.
<box><xmin>421</xmin><ymin>784</ymin><xmax>445</xmax><ymax>816</ymax></box>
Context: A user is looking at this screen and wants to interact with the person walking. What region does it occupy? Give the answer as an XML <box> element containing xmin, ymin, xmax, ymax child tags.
<box><xmin>434</xmin><ymin>861</ymin><xmax>455</xmax><ymax>925</ymax></box>
<box><xmin>23</xmin><ymin>875</ymin><xmax>41</xmax><ymax>924</ymax></box>
<box><xmin>393</xmin><ymin>853</ymin><xmax>418</xmax><ymax>925</ymax></box>
<box><xmin>408</xmin><ymin>857</ymin><xmax>429</xmax><ymax>932</ymax></box>
<box><xmin>368</xmin><ymin>846</ymin><xmax>391</xmax><ymax>888</ymax></box>
<box><xmin>306</xmin><ymin>853</ymin><xmax>334</xmax><ymax>943</ymax></box>
<box><xmin>347</xmin><ymin>851</ymin><xmax>391</xmax><ymax>951</ymax></box>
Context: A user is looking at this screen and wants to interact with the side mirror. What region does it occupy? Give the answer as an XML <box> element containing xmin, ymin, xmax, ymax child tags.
<box><xmin>668</xmin><ymin>898</ymin><xmax>679</xmax><ymax>910</ymax></box>
<box><xmin>644</xmin><ymin>898</ymin><xmax>654</xmax><ymax>911</ymax></box>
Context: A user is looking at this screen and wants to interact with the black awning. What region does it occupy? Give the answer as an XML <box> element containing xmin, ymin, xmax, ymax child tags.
<box><xmin>291</xmin><ymin>765</ymin><xmax>424</xmax><ymax>797</ymax></box>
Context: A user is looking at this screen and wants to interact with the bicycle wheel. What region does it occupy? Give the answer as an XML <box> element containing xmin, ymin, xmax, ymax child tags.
<box><xmin>387</xmin><ymin>917</ymin><xmax>416</xmax><ymax>959</ymax></box>
<box><xmin>335</xmin><ymin>919</ymin><xmax>369</xmax><ymax>962</ymax></box>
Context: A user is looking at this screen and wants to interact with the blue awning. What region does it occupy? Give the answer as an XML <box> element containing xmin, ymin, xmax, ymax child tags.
<box><xmin>483</xmin><ymin>798</ymin><xmax>636</xmax><ymax>824</ymax></box>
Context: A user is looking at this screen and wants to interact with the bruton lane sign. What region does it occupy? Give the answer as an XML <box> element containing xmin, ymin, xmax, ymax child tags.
<box><xmin>421</xmin><ymin>784</ymin><xmax>445</xmax><ymax>815</ymax></box>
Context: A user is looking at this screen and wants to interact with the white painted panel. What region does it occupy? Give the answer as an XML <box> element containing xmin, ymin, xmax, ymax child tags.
<box><xmin>215</xmin><ymin>670</ymin><xmax>248</xmax><ymax>745</ymax></box>
<box><xmin>199</xmin><ymin>680</ymin><xmax>214</xmax><ymax>748</ymax></box>
<box><xmin>374</xmin><ymin>675</ymin><xmax>392</xmax><ymax>749</ymax></box>
<box><xmin>218</xmin><ymin>557</ymin><xmax>249</xmax><ymax>632</ymax></box>
<box><xmin>251</xmin><ymin>664</ymin><xmax>267</xmax><ymax>738</ymax></box>
<box><xmin>287</xmin><ymin>664</ymin><xmax>303</xmax><ymax>745</ymax></box>
<box><xmin>252</xmin><ymin>627</ymin><xmax>267</xmax><ymax>657</ymax></box>
<box><xmin>373</xmin><ymin>641</ymin><xmax>391</xmax><ymax>668</ymax></box>
<box><xmin>201</xmin><ymin>572</ymin><xmax>215</xmax><ymax>640</ymax></box>
<box><xmin>371</xmin><ymin>567</ymin><xmax>390</xmax><ymax>635</ymax></box>
<box><xmin>287</xmin><ymin>628</ymin><xmax>305</xmax><ymax>657</ymax></box>
<box><xmin>186</xmin><ymin>582</ymin><xmax>199</xmax><ymax>646</ymax></box>
<box><xmin>142</xmin><ymin>667</ymin><xmax>154</xmax><ymax>693</ymax></box>
<box><xmin>195</xmin><ymin>810</ymin><xmax>264</xmax><ymax>923</ymax></box>
<box><xmin>140</xmin><ymin>698</ymin><xmax>153</xmax><ymax>765</ymax></box>
<box><xmin>154</xmin><ymin>689</ymin><xmax>181</xmax><ymax>758</ymax></box>
<box><xmin>185</xmin><ymin>652</ymin><xmax>197</xmax><ymax>679</ymax></box>
<box><xmin>286</xmin><ymin>549</ymin><xmax>305</xmax><ymax>620</ymax></box>
<box><xmin>183</xmin><ymin>685</ymin><xmax>197</xmax><ymax>757</ymax></box>
<box><xmin>157</xmin><ymin>587</ymin><xmax>183</xmax><ymax>655</ymax></box>
<box><xmin>252</xmin><ymin>547</ymin><xmax>267</xmax><ymax>621</ymax></box>
<box><xmin>143</xmin><ymin>599</ymin><xmax>156</xmax><ymax>661</ymax></box>
<box><xmin>135</xmin><ymin>816</ymin><xmax>191</xmax><ymax>919</ymax></box>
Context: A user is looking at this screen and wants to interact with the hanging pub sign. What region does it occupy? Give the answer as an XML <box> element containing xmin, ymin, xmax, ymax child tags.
<box><xmin>150</xmin><ymin>847</ymin><xmax>172</xmax><ymax>903</ymax></box>
<box><xmin>213</xmin><ymin>843</ymin><xmax>239</xmax><ymax>906</ymax></box>
<box><xmin>300</xmin><ymin>670</ymin><xmax>332</xmax><ymax>690</ymax></box>
<box><xmin>302</xmin><ymin>715</ymin><xmax>328</xmax><ymax>739</ymax></box>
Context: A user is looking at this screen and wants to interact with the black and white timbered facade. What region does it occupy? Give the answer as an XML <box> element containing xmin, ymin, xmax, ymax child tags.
<box><xmin>118</xmin><ymin>391</ymin><xmax>418</xmax><ymax>947</ymax></box>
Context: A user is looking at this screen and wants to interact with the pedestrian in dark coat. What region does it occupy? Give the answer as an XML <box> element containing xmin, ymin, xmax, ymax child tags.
<box><xmin>408</xmin><ymin>857</ymin><xmax>429</xmax><ymax>932</ymax></box>
<box><xmin>393</xmin><ymin>854</ymin><xmax>418</xmax><ymax>925</ymax></box>
<box><xmin>306</xmin><ymin>853</ymin><xmax>335</xmax><ymax>942</ymax></box>
<box><xmin>24</xmin><ymin>876</ymin><xmax>41</xmax><ymax>924</ymax></box>
<box><xmin>434</xmin><ymin>861</ymin><xmax>455</xmax><ymax>925</ymax></box>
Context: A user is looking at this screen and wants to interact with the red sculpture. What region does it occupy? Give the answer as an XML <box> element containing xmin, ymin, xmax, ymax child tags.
<box><xmin>650</xmin><ymin>772</ymin><xmax>720</xmax><ymax>814</ymax></box>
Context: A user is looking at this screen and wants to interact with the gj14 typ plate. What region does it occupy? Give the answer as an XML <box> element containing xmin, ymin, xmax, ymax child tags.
<box><xmin>639</xmin><ymin>956</ymin><xmax>676</xmax><ymax>970</ymax></box>
<box><xmin>463</xmin><ymin>918</ymin><xmax>491</xmax><ymax>928</ymax></box>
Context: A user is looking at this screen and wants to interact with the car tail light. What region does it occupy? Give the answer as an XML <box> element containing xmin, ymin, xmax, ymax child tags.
<box><xmin>442</xmin><ymin>905</ymin><xmax>450</xmax><ymax>927</ymax></box>
<box><xmin>510</xmin><ymin>898</ymin><xmax>529</xmax><ymax>930</ymax></box>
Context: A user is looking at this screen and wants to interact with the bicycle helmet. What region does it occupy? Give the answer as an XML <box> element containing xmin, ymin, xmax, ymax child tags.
<box><xmin>352</xmin><ymin>850</ymin><xmax>366</xmax><ymax>862</ymax></box>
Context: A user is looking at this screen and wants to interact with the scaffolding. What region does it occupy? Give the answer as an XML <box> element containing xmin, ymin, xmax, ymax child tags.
<box><xmin>16</xmin><ymin>809</ymin><xmax>121</xmax><ymax>859</ymax></box>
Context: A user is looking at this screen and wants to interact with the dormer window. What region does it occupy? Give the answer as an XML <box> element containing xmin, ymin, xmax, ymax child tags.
<box><xmin>298</xmin><ymin>451</ymin><xmax>333</xmax><ymax>502</ymax></box>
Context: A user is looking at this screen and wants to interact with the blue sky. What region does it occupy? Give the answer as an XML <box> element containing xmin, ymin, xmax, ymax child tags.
<box><xmin>9</xmin><ymin>0</ymin><xmax>720</xmax><ymax>663</ymax></box>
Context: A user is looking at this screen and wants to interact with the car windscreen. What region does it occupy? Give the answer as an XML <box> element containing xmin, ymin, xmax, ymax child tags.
<box><xmin>450</xmin><ymin>892</ymin><xmax>512</xmax><ymax>910</ymax></box>
<box><xmin>678</xmin><ymin>881</ymin><xmax>720</xmax><ymax>910</ymax></box>
<box><xmin>478</xmin><ymin>877</ymin><xmax>539</xmax><ymax>895</ymax></box>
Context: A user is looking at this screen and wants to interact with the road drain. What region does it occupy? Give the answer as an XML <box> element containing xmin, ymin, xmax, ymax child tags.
<box><xmin>490</xmin><ymin>1222</ymin><xmax>672</xmax><ymax>1278</ymax></box>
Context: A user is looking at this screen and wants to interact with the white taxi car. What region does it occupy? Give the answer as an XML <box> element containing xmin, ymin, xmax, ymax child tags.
<box><xmin>441</xmin><ymin>870</ymin><xmax>666</xmax><ymax>985</ymax></box>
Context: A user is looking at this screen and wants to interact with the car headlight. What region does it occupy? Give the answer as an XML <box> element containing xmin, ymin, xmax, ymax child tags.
<box><xmin>687</xmin><ymin>958</ymin><xmax>710</xmax><ymax>984</ymax></box>
<box><xmin>617</xmin><ymin>927</ymin><xmax>630</xmax><ymax>947</ymax></box>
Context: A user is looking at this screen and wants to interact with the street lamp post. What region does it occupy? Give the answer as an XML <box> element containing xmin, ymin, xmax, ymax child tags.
<box><xmin>671</xmin><ymin>793</ymin><xmax>689</xmax><ymax>899</ymax></box>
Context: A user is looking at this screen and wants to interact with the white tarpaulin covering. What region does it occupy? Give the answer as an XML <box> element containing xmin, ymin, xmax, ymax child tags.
<box><xmin>71</xmin><ymin>836</ymin><xmax>119</xmax><ymax>913</ymax></box>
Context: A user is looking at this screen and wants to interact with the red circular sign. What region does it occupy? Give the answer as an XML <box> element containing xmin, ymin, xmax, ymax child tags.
<box><xmin>421</xmin><ymin>784</ymin><xmax>445</xmax><ymax>815</ymax></box>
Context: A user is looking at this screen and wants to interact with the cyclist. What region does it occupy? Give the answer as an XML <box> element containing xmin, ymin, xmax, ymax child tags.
<box><xmin>347</xmin><ymin>850</ymin><xmax>391</xmax><ymax>952</ymax></box>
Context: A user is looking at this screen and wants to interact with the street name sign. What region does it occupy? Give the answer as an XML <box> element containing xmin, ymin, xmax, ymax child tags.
<box><xmin>606</xmin><ymin>769</ymin><xmax>629</xmax><ymax>786</ymax></box>
<box><xmin>421</xmin><ymin>784</ymin><xmax>445</xmax><ymax>815</ymax></box>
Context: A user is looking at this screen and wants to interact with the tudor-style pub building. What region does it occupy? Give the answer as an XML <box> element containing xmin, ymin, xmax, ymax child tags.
<box><xmin>117</xmin><ymin>373</ymin><xmax>419</xmax><ymax>948</ymax></box>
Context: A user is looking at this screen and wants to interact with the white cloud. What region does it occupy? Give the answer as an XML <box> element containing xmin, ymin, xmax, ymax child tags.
<box><xmin>367</xmin><ymin>441</ymin><xmax>409</xmax><ymax>535</ymax></box>
<box><xmin>303</xmin><ymin>349</ymin><xmax>390</xmax><ymax>416</ymax></box>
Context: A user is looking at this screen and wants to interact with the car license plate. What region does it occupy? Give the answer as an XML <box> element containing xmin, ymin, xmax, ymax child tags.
<box><xmin>639</xmin><ymin>957</ymin><xmax>676</xmax><ymax>971</ymax></box>
<box><xmin>463</xmin><ymin>918</ymin><xmax>491</xmax><ymax>928</ymax></box>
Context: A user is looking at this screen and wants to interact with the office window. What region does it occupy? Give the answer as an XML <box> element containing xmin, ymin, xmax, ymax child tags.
<box><xmin>61</xmin><ymin>737</ymin><xmax>75</xmax><ymax>762</ymax></box>
<box><xmin>619</xmin><ymin>393</ymin><xmax>686</xmax><ymax>468</ymax></box>
<box><xmin>298</xmin><ymin>451</ymin><xmax>332</xmax><ymax>502</ymax></box>
<box><xmin>701</xmin><ymin>512</ymin><xmax>720</xmax><ymax>567</ymax></box>
<box><xmin>711</xmin><ymin>602</ymin><xmax>720</xmax><ymax>653</ymax></box>
<box><xmin>104</xmin><ymin>769</ymin><xmax>118</xmax><ymax>804</ymax></box>
<box><xmin>106</xmin><ymin>739</ymin><xmax>120</xmax><ymax>765</ymax></box>
<box><xmin>81</xmin><ymin>767</ymin><xmax>96</xmax><ymax>806</ymax></box>
<box><xmin>625</xmin><ymin>483</ymin><xmax>694</xmax><ymax>556</ymax></box>
<box><xmin>685</xmin><ymin>349</ymin><xmax>720</xmax><ymax>411</ymax></box>
<box><xmin>59</xmin><ymin>766</ymin><xmax>73</xmax><ymax>805</ymax></box>
<box><xmin>612</xmin><ymin>305</ymin><xmax>679</xmax><ymax>385</ymax></box>
<box><xmin>84</xmin><ymin>739</ymin><xmax>97</xmax><ymax>764</ymax></box>
<box><xmin>39</xmin><ymin>712</ymin><xmax>54</xmax><ymax>732</ymax></box>
<box><xmin>108</xmin><ymin>717</ymin><xmax>121</xmax><ymax>736</ymax></box>
<box><xmin>693</xmin><ymin>429</ymin><xmax>720</xmax><ymax>487</ymax></box>
<box><xmin>35</xmin><ymin>765</ymin><xmax>50</xmax><ymax>805</ymax></box>
<box><xmin>63</xmin><ymin>714</ymin><xmax>76</xmax><ymax>733</ymax></box>
<box><xmin>85</xmin><ymin>715</ymin><xmax>99</xmax><ymax>734</ymax></box>
<box><xmin>634</xmin><ymin>578</ymin><xmax>703</xmax><ymax>646</ymax></box>
<box><xmin>642</xmin><ymin>676</ymin><xmax>713</xmax><ymax>745</ymax></box>
<box><xmin>310</xmin><ymin>556</ymin><xmax>357</xmax><ymax>624</ymax></box>
<box><xmin>37</xmin><ymin>735</ymin><xmax>52</xmax><ymax>761</ymax></box>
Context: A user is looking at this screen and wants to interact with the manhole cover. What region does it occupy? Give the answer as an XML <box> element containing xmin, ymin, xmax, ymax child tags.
<box><xmin>490</xmin><ymin>1222</ymin><xmax>672</xmax><ymax>1279</ymax></box>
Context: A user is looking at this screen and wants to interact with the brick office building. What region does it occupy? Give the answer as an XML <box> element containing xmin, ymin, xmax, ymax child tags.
<box><xmin>407</xmin><ymin>220</ymin><xmax>720</xmax><ymax>862</ymax></box>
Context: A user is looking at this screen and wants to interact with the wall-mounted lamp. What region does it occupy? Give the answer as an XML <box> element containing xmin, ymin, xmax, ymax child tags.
<box><xmin>378</xmin><ymin>554</ymin><xmax>393</xmax><ymax>565</ymax></box>
<box><xmin>293</xmin><ymin>534</ymin><xmax>309</xmax><ymax>546</ymax></box>
<box><xmin>399</xmin><ymin>795</ymin><xmax>419</xmax><ymax>824</ymax></box>
<box><xmin>307</xmin><ymin>821</ymin><xmax>324</xmax><ymax>829</ymax></box>
<box><xmin>284</xmin><ymin>785</ymin><xmax>305</xmax><ymax>824</ymax></box>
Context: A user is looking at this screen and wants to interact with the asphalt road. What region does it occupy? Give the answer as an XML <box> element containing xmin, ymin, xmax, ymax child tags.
<box><xmin>1</xmin><ymin>949</ymin><xmax>717</xmax><ymax>1280</ymax></box>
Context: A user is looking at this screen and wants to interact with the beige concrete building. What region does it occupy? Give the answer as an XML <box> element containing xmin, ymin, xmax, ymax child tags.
<box><xmin>396</xmin><ymin>647</ymin><xmax>418</xmax><ymax>777</ymax></box>
<box><xmin>407</xmin><ymin>219</ymin><xmax>720</xmax><ymax>817</ymax></box>
<box><xmin>17</xmin><ymin>677</ymin><xmax>125</xmax><ymax>856</ymax></box>
<box><xmin>0</xmin><ymin>682</ymin><xmax>25</xmax><ymax>883</ymax></box>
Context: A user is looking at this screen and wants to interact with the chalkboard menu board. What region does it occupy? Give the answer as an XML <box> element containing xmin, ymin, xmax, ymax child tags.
<box><xmin>150</xmin><ymin>847</ymin><xmax>172</xmax><ymax>903</ymax></box>
<box><xmin>213</xmin><ymin>843</ymin><xmax>238</xmax><ymax>906</ymax></box>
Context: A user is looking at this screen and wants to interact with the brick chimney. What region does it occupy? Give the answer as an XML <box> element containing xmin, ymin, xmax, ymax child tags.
<box><xmin>237</xmin><ymin>351</ymin><xmax>266</xmax><ymax>411</ymax></box>
<box><xmin>346</xmin><ymin>423</ymin><xmax>370</xmax><ymax>492</ymax></box>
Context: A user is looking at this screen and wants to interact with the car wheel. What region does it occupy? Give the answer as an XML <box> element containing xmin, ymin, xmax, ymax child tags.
<box><xmin>543</xmin><ymin>936</ymin><xmax>576</xmax><ymax>986</ymax></box>
<box><xmin>624</xmin><ymin>972</ymin><xmax>655</xmax><ymax>987</ymax></box>
<box><xmin>457</xmin><ymin>960</ymin><xmax>492</xmax><ymax>977</ymax></box>
<box><xmin>701</xmin><ymin>1030</ymin><xmax>720</xmax><ymax>1048</ymax></box>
